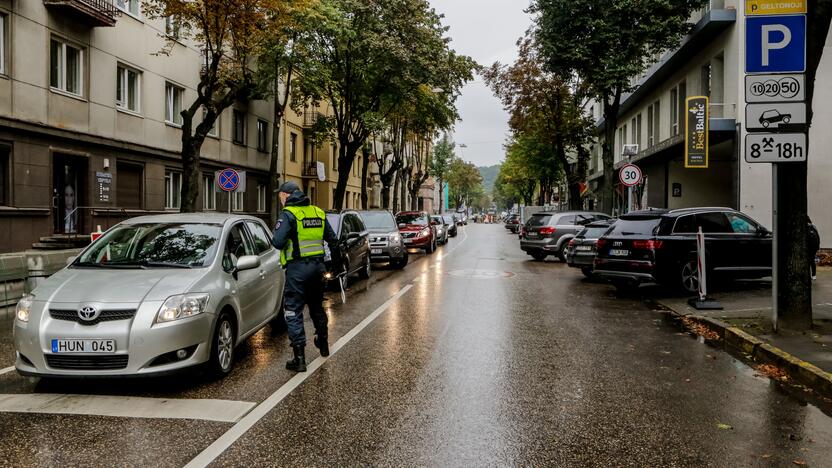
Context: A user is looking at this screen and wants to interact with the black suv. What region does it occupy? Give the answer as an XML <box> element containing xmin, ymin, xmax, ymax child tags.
<box><xmin>593</xmin><ymin>208</ymin><xmax>771</xmax><ymax>293</ymax></box>
<box><xmin>325</xmin><ymin>210</ymin><xmax>372</xmax><ymax>283</ymax></box>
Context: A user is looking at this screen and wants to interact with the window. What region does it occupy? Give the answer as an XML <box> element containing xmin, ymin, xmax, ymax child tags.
<box><xmin>257</xmin><ymin>120</ymin><xmax>268</xmax><ymax>152</ymax></box>
<box><xmin>670</xmin><ymin>88</ymin><xmax>679</xmax><ymax>136</ymax></box>
<box><xmin>203</xmin><ymin>174</ymin><xmax>216</xmax><ymax>210</ymax></box>
<box><xmin>257</xmin><ymin>184</ymin><xmax>267</xmax><ymax>212</ymax></box>
<box><xmin>678</xmin><ymin>81</ymin><xmax>687</xmax><ymax>131</ymax></box>
<box><xmin>557</xmin><ymin>215</ymin><xmax>577</xmax><ymax>226</ymax></box>
<box><xmin>223</xmin><ymin>224</ymin><xmax>253</xmax><ymax>272</ymax></box>
<box><xmin>232</xmin><ymin>190</ymin><xmax>244</xmax><ymax>212</ymax></box>
<box><xmin>165</xmin><ymin>16</ymin><xmax>181</xmax><ymax>39</ymax></box>
<box><xmin>636</xmin><ymin>114</ymin><xmax>642</xmax><ymax>148</ymax></box>
<box><xmin>164</xmin><ymin>170</ymin><xmax>182</xmax><ymax>209</ymax></box>
<box><xmin>630</xmin><ymin>118</ymin><xmax>637</xmax><ymax>147</ymax></box>
<box><xmin>116</xmin><ymin>66</ymin><xmax>140</xmax><ymax>112</ymax></box>
<box><xmin>673</xmin><ymin>215</ymin><xmax>696</xmax><ymax>234</ymax></box>
<box><xmin>165</xmin><ymin>83</ymin><xmax>184</xmax><ymax>125</ymax></box>
<box><xmin>332</xmin><ymin>143</ymin><xmax>338</xmax><ymax>170</ymax></box>
<box><xmin>233</xmin><ymin>110</ymin><xmax>246</xmax><ymax>145</ymax></box>
<box><xmin>116</xmin><ymin>162</ymin><xmax>143</xmax><ymax>209</ymax></box>
<box><xmin>50</xmin><ymin>39</ymin><xmax>83</xmax><ymax>96</ymax></box>
<box><xmin>701</xmin><ymin>63</ymin><xmax>712</xmax><ymax>97</ymax></box>
<box><xmin>647</xmin><ymin>105</ymin><xmax>654</xmax><ymax>147</ymax></box>
<box><xmin>202</xmin><ymin>107</ymin><xmax>218</xmax><ymax>137</ymax></box>
<box><xmin>289</xmin><ymin>133</ymin><xmax>297</xmax><ymax>162</ymax></box>
<box><xmin>245</xmin><ymin>221</ymin><xmax>273</xmax><ymax>254</ymax></box>
<box><xmin>726</xmin><ymin>213</ymin><xmax>757</xmax><ymax>234</ymax></box>
<box><xmin>117</xmin><ymin>0</ymin><xmax>140</xmax><ymax>17</ymax></box>
<box><xmin>0</xmin><ymin>147</ymin><xmax>8</xmax><ymax>206</ymax></box>
<box><xmin>652</xmin><ymin>100</ymin><xmax>661</xmax><ymax>145</ymax></box>
<box><xmin>696</xmin><ymin>212</ymin><xmax>732</xmax><ymax>233</ymax></box>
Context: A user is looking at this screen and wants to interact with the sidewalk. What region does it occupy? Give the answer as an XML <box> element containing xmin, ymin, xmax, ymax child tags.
<box><xmin>656</xmin><ymin>268</ymin><xmax>832</xmax><ymax>394</ymax></box>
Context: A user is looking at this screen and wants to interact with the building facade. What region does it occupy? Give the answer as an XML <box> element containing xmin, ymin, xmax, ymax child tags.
<box><xmin>588</xmin><ymin>0</ymin><xmax>831</xmax><ymax>246</ymax></box>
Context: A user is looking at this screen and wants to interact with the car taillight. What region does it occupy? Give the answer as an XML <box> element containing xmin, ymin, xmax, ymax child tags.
<box><xmin>632</xmin><ymin>240</ymin><xmax>664</xmax><ymax>250</ymax></box>
<box><xmin>539</xmin><ymin>227</ymin><xmax>557</xmax><ymax>235</ymax></box>
<box><xmin>596</xmin><ymin>238</ymin><xmax>607</xmax><ymax>250</ymax></box>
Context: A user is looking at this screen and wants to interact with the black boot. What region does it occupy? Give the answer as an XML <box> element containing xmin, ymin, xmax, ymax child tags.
<box><xmin>314</xmin><ymin>334</ymin><xmax>330</xmax><ymax>357</ymax></box>
<box><xmin>286</xmin><ymin>345</ymin><xmax>307</xmax><ymax>372</ymax></box>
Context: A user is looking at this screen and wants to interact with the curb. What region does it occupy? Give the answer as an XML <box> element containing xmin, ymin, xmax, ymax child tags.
<box><xmin>657</xmin><ymin>300</ymin><xmax>832</xmax><ymax>397</ymax></box>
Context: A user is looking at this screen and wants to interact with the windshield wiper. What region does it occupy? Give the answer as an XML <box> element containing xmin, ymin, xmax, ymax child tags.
<box><xmin>72</xmin><ymin>261</ymin><xmax>104</xmax><ymax>268</ymax></box>
<box><xmin>141</xmin><ymin>261</ymin><xmax>193</xmax><ymax>269</ymax></box>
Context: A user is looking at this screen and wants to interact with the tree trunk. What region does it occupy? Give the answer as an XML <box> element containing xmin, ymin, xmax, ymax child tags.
<box><xmin>776</xmin><ymin>0</ymin><xmax>831</xmax><ymax>331</ymax></box>
<box><xmin>180</xmin><ymin>136</ymin><xmax>202</xmax><ymax>213</ymax></box>
<box><xmin>601</xmin><ymin>88</ymin><xmax>622</xmax><ymax>215</ymax></box>
<box><xmin>360</xmin><ymin>146</ymin><xmax>371</xmax><ymax>209</ymax></box>
<box><xmin>437</xmin><ymin>177</ymin><xmax>444</xmax><ymax>213</ymax></box>
<box><xmin>333</xmin><ymin>142</ymin><xmax>358</xmax><ymax>209</ymax></box>
<box><xmin>392</xmin><ymin>173</ymin><xmax>400</xmax><ymax>212</ymax></box>
<box><xmin>400</xmin><ymin>171</ymin><xmax>409</xmax><ymax>211</ymax></box>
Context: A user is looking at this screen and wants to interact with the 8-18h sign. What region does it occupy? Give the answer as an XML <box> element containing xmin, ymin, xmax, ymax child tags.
<box><xmin>685</xmin><ymin>96</ymin><xmax>709</xmax><ymax>168</ymax></box>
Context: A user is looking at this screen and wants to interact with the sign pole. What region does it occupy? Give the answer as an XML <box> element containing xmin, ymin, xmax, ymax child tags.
<box><xmin>228</xmin><ymin>191</ymin><xmax>232</xmax><ymax>214</ymax></box>
<box><xmin>772</xmin><ymin>163</ymin><xmax>779</xmax><ymax>330</ymax></box>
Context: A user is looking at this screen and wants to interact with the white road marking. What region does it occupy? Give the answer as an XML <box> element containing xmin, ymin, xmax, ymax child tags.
<box><xmin>0</xmin><ymin>366</ymin><xmax>15</xmax><ymax>376</ymax></box>
<box><xmin>185</xmin><ymin>283</ymin><xmax>415</xmax><ymax>468</ymax></box>
<box><xmin>0</xmin><ymin>394</ymin><xmax>256</xmax><ymax>423</ymax></box>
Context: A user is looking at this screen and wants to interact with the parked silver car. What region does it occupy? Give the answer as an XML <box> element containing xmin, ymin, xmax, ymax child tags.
<box><xmin>431</xmin><ymin>215</ymin><xmax>450</xmax><ymax>245</ymax></box>
<box><xmin>520</xmin><ymin>211</ymin><xmax>612</xmax><ymax>261</ymax></box>
<box><xmin>13</xmin><ymin>214</ymin><xmax>284</xmax><ymax>378</ymax></box>
<box><xmin>358</xmin><ymin>210</ymin><xmax>408</xmax><ymax>269</ymax></box>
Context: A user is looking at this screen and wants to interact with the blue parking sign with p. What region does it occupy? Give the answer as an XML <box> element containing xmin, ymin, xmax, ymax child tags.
<box><xmin>746</xmin><ymin>15</ymin><xmax>806</xmax><ymax>74</ymax></box>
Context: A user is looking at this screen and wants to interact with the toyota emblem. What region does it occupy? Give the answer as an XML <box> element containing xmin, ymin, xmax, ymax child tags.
<box><xmin>78</xmin><ymin>305</ymin><xmax>100</xmax><ymax>322</ymax></box>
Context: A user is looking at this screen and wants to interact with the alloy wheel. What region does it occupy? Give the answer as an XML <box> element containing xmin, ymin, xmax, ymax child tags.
<box><xmin>681</xmin><ymin>260</ymin><xmax>699</xmax><ymax>293</ymax></box>
<box><xmin>217</xmin><ymin>319</ymin><xmax>234</xmax><ymax>371</ymax></box>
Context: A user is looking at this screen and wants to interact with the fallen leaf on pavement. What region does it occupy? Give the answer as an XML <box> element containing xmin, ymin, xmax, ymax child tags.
<box><xmin>685</xmin><ymin>379</ymin><xmax>691</xmax><ymax>383</ymax></box>
<box><xmin>793</xmin><ymin>460</ymin><xmax>806</xmax><ymax>466</ymax></box>
<box><xmin>716</xmin><ymin>423</ymin><xmax>732</xmax><ymax>430</ymax></box>
<box><xmin>761</xmin><ymin>454</ymin><xmax>772</xmax><ymax>459</ymax></box>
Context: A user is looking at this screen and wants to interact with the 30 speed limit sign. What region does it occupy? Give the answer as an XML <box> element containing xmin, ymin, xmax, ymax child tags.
<box><xmin>619</xmin><ymin>164</ymin><xmax>643</xmax><ymax>187</ymax></box>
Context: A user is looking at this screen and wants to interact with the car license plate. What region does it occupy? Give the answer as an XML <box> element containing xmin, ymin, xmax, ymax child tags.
<box><xmin>403</xmin><ymin>238</ymin><xmax>413</xmax><ymax>244</ymax></box>
<box><xmin>609</xmin><ymin>249</ymin><xmax>629</xmax><ymax>257</ymax></box>
<box><xmin>371</xmin><ymin>249</ymin><xmax>382</xmax><ymax>255</ymax></box>
<box><xmin>51</xmin><ymin>339</ymin><xmax>116</xmax><ymax>354</ymax></box>
<box><xmin>526</xmin><ymin>233</ymin><xmax>538</xmax><ymax>239</ymax></box>
<box><xmin>576</xmin><ymin>245</ymin><xmax>592</xmax><ymax>251</ymax></box>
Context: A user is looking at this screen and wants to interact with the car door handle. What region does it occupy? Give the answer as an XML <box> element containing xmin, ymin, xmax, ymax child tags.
<box><xmin>259</xmin><ymin>270</ymin><xmax>266</xmax><ymax>279</ymax></box>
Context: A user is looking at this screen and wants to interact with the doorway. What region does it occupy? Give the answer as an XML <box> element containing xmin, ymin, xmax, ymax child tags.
<box><xmin>53</xmin><ymin>154</ymin><xmax>87</xmax><ymax>235</ymax></box>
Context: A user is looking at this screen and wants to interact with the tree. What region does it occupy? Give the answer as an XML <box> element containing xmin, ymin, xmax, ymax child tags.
<box><xmin>295</xmin><ymin>0</ymin><xmax>474</xmax><ymax>209</ymax></box>
<box><xmin>446</xmin><ymin>159</ymin><xmax>483</xmax><ymax>209</ymax></box>
<box><xmin>430</xmin><ymin>134</ymin><xmax>455</xmax><ymax>213</ymax></box>
<box><xmin>145</xmin><ymin>0</ymin><xmax>300</xmax><ymax>212</ymax></box>
<box><xmin>532</xmin><ymin>0</ymin><xmax>708</xmax><ymax>213</ymax></box>
<box><xmin>483</xmin><ymin>33</ymin><xmax>594</xmax><ymax>210</ymax></box>
<box><xmin>775</xmin><ymin>0</ymin><xmax>832</xmax><ymax>331</ymax></box>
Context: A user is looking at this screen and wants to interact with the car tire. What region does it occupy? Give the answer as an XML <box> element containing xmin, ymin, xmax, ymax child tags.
<box><xmin>208</xmin><ymin>312</ymin><xmax>236</xmax><ymax>378</ymax></box>
<box><xmin>557</xmin><ymin>242</ymin><xmax>569</xmax><ymax>262</ymax></box>
<box><xmin>680</xmin><ymin>258</ymin><xmax>700</xmax><ymax>294</ymax></box>
<box><xmin>581</xmin><ymin>267</ymin><xmax>594</xmax><ymax>278</ymax></box>
<box><xmin>783</xmin><ymin>116</ymin><xmax>791</xmax><ymax>123</ymax></box>
<box><xmin>426</xmin><ymin>240</ymin><xmax>436</xmax><ymax>254</ymax></box>
<box><xmin>359</xmin><ymin>256</ymin><xmax>371</xmax><ymax>280</ymax></box>
<box><xmin>531</xmin><ymin>251</ymin><xmax>547</xmax><ymax>261</ymax></box>
<box><xmin>392</xmin><ymin>254</ymin><xmax>408</xmax><ymax>269</ymax></box>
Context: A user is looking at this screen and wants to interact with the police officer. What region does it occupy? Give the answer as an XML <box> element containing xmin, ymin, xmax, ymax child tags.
<box><xmin>272</xmin><ymin>181</ymin><xmax>341</xmax><ymax>372</ymax></box>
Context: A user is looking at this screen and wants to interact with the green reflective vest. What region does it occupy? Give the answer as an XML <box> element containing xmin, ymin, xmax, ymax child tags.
<box><xmin>280</xmin><ymin>205</ymin><xmax>327</xmax><ymax>266</ymax></box>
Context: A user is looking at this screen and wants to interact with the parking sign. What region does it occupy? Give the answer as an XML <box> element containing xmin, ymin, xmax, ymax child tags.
<box><xmin>746</xmin><ymin>15</ymin><xmax>806</xmax><ymax>73</ymax></box>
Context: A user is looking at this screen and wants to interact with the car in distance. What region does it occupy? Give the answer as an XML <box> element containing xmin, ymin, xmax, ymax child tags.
<box><xmin>396</xmin><ymin>211</ymin><xmax>437</xmax><ymax>254</ymax></box>
<box><xmin>504</xmin><ymin>213</ymin><xmax>521</xmax><ymax>233</ymax></box>
<box><xmin>442</xmin><ymin>214</ymin><xmax>458</xmax><ymax>237</ymax></box>
<box><xmin>358</xmin><ymin>210</ymin><xmax>408</xmax><ymax>269</ymax></box>
<box><xmin>566</xmin><ymin>220</ymin><xmax>614</xmax><ymax>277</ymax></box>
<box><xmin>431</xmin><ymin>215</ymin><xmax>450</xmax><ymax>245</ymax></box>
<box><xmin>324</xmin><ymin>210</ymin><xmax>372</xmax><ymax>282</ymax></box>
<box><xmin>13</xmin><ymin>214</ymin><xmax>284</xmax><ymax>378</ymax></box>
<box><xmin>521</xmin><ymin>211</ymin><xmax>613</xmax><ymax>261</ymax></box>
<box><xmin>455</xmin><ymin>212</ymin><xmax>468</xmax><ymax>225</ymax></box>
<box><xmin>759</xmin><ymin>109</ymin><xmax>792</xmax><ymax>128</ymax></box>
<box><xmin>593</xmin><ymin>208</ymin><xmax>772</xmax><ymax>293</ymax></box>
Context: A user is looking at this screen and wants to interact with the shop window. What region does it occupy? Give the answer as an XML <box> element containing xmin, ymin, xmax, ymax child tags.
<box><xmin>116</xmin><ymin>162</ymin><xmax>143</xmax><ymax>209</ymax></box>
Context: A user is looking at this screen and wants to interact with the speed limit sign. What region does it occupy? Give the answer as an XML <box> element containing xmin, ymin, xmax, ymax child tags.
<box><xmin>619</xmin><ymin>164</ymin><xmax>642</xmax><ymax>187</ymax></box>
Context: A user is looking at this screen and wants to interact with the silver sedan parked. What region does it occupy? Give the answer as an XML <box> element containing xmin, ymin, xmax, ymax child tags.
<box><xmin>13</xmin><ymin>213</ymin><xmax>284</xmax><ymax>378</ymax></box>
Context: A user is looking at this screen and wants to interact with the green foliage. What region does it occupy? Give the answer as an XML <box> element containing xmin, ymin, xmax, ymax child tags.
<box><xmin>446</xmin><ymin>158</ymin><xmax>483</xmax><ymax>209</ymax></box>
<box><xmin>478</xmin><ymin>164</ymin><xmax>501</xmax><ymax>194</ymax></box>
<box><xmin>430</xmin><ymin>134</ymin><xmax>455</xmax><ymax>186</ymax></box>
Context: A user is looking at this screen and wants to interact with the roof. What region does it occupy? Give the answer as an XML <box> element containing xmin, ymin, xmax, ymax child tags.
<box><xmin>619</xmin><ymin>209</ymin><xmax>669</xmax><ymax>220</ymax></box>
<box><xmin>121</xmin><ymin>212</ymin><xmax>261</xmax><ymax>225</ymax></box>
<box><xmin>620</xmin><ymin>207</ymin><xmax>736</xmax><ymax>220</ymax></box>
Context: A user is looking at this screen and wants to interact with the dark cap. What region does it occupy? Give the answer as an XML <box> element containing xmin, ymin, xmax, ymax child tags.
<box><xmin>276</xmin><ymin>181</ymin><xmax>301</xmax><ymax>194</ymax></box>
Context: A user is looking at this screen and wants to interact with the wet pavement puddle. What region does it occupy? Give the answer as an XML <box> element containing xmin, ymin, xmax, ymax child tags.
<box><xmin>447</xmin><ymin>269</ymin><xmax>515</xmax><ymax>279</ymax></box>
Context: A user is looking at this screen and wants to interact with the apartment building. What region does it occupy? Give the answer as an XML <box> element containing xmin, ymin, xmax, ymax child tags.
<box><xmin>0</xmin><ymin>0</ymin><xmax>276</xmax><ymax>253</ymax></box>
<box><xmin>589</xmin><ymin>0</ymin><xmax>832</xmax><ymax>246</ymax></box>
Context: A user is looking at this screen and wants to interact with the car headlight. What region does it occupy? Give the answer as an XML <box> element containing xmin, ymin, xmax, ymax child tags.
<box><xmin>16</xmin><ymin>294</ymin><xmax>34</xmax><ymax>322</ymax></box>
<box><xmin>156</xmin><ymin>293</ymin><xmax>209</xmax><ymax>323</ymax></box>
<box><xmin>389</xmin><ymin>233</ymin><xmax>401</xmax><ymax>244</ymax></box>
<box><xmin>324</xmin><ymin>272</ymin><xmax>333</xmax><ymax>280</ymax></box>
<box><xmin>418</xmin><ymin>228</ymin><xmax>430</xmax><ymax>238</ymax></box>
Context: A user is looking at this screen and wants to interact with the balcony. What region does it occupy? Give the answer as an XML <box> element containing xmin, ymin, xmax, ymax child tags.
<box><xmin>43</xmin><ymin>0</ymin><xmax>120</xmax><ymax>27</ymax></box>
<box><xmin>303</xmin><ymin>111</ymin><xmax>323</xmax><ymax>128</ymax></box>
<box><xmin>301</xmin><ymin>162</ymin><xmax>318</xmax><ymax>179</ymax></box>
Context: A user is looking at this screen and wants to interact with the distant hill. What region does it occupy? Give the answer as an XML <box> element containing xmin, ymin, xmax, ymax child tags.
<box><xmin>478</xmin><ymin>164</ymin><xmax>500</xmax><ymax>194</ymax></box>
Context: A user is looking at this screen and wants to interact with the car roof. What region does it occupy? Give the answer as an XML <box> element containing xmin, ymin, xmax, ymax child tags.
<box><xmin>121</xmin><ymin>212</ymin><xmax>261</xmax><ymax>225</ymax></box>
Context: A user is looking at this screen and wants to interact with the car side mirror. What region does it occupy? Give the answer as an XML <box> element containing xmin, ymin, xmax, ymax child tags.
<box><xmin>347</xmin><ymin>232</ymin><xmax>361</xmax><ymax>240</ymax></box>
<box><xmin>757</xmin><ymin>226</ymin><xmax>770</xmax><ymax>236</ymax></box>
<box><xmin>398</xmin><ymin>223</ymin><xmax>406</xmax><ymax>229</ymax></box>
<box><xmin>431</xmin><ymin>220</ymin><xmax>439</xmax><ymax>226</ymax></box>
<box><xmin>235</xmin><ymin>255</ymin><xmax>260</xmax><ymax>272</ymax></box>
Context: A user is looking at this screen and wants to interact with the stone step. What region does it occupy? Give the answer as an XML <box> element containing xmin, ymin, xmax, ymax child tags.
<box><xmin>32</xmin><ymin>242</ymin><xmax>76</xmax><ymax>250</ymax></box>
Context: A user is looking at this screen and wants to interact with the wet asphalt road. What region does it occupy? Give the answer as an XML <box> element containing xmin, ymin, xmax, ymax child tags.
<box><xmin>1</xmin><ymin>224</ymin><xmax>831</xmax><ymax>467</ymax></box>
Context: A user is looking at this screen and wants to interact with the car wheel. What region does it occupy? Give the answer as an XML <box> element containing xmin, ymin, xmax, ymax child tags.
<box><xmin>392</xmin><ymin>254</ymin><xmax>408</xmax><ymax>269</ymax></box>
<box><xmin>783</xmin><ymin>116</ymin><xmax>791</xmax><ymax>123</ymax></box>
<box><xmin>680</xmin><ymin>258</ymin><xmax>700</xmax><ymax>294</ymax></box>
<box><xmin>762</xmin><ymin>120</ymin><xmax>770</xmax><ymax>128</ymax></box>
<box><xmin>359</xmin><ymin>256</ymin><xmax>371</xmax><ymax>279</ymax></box>
<box><xmin>557</xmin><ymin>243</ymin><xmax>569</xmax><ymax>262</ymax></box>
<box><xmin>426</xmin><ymin>240</ymin><xmax>436</xmax><ymax>254</ymax></box>
<box><xmin>531</xmin><ymin>251</ymin><xmax>547</xmax><ymax>261</ymax></box>
<box><xmin>209</xmin><ymin>312</ymin><xmax>236</xmax><ymax>377</ymax></box>
<box><xmin>581</xmin><ymin>267</ymin><xmax>594</xmax><ymax>278</ymax></box>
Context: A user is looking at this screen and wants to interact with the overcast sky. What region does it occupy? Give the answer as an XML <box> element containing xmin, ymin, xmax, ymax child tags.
<box><xmin>429</xmin><ymin>0</ymin><xmax>532</xmax><ymax>167</ymax></box>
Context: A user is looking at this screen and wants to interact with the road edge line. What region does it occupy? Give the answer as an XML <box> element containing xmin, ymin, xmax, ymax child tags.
<box><xmin>184</xmin><ymin>283</ymin><xmax>414</xmax><ymax>468</ymax></box>
<box><xmin>0</xmin><ymin>366</ymin><xmax>15</xmax><ymax>376</ymax></box>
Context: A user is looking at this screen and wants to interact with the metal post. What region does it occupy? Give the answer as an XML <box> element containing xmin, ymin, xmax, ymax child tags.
<box><xmin>698</xmin><ymin>227</ymin><xmax>707</xmax><ymax>301</ymax></box>
<box><xmin>772</xmin><ymin>163</ymin><xmax>779</xmax><ymax>331</ymax></box>
<box><xmin>228</xmin><ymin>191</ymin><xmax>232</xmax><ymax>214</ymax></box>
<box><xmin>627</xmin><ymin>186</ymin><xmax>632</xmax><ymax>214</ymax></box>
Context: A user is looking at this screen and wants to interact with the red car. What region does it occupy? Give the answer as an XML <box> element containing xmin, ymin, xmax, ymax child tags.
<box><xmin>396</xmin><ymin>211</ymin><xmax>437</xmax><ymax>254</ymax></box>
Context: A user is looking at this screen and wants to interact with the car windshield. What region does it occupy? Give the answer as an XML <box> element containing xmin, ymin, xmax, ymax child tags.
<box><xmin>608</xmin><ymin>218</ymin><xmax>662</xmax><ymax>236</ymax></box>
<box><xmin>579</xmin><ymin>226</ymin><xmax>612</xmax><ymax>239</ymax></box>
<box><xmin>526</xmin><ymin>214</ymin><xmax>552</xmax><ymax>227</ymax></box>
<box><xmin>75</xmin><ymin>223</ymin><xmax>223</xmax><ymax>268</ymax></box>
<box><xmin>360</xmin><ymin>211</ymin><xmax>397</xmax><ymax>230</ymax></box>
<box><xmin>397</xmin><ymin>213</ymin><xmax>428</xmax><ymax>225</ymax></box>
<box><xmin>442</xmin><ymin>215</ymin><xmax>455</xmax><ymax>224</ymax></box>
<box><xmin>431</xmin><ymin>216</ymin><xmax>444</xmax><ymax>225</ymax></box>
